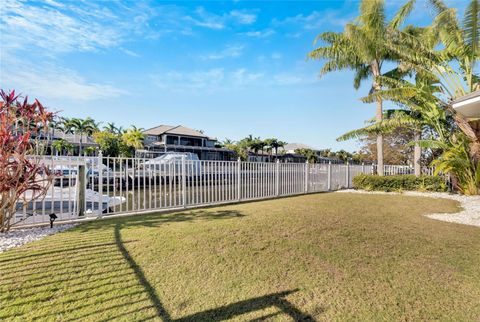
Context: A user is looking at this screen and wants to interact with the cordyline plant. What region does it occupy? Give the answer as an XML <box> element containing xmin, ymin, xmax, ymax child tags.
<box><xmin>0</xmin><ymin>90</ymin><xmax>54</xmax><ymax>232</ymax></box>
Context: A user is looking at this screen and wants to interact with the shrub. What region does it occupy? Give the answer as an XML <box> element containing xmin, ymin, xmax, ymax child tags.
<box><xmin>0</xmin><ymin>90</ymin><xmax>54</xmax><ymax>232</ymax></box>
<box><xmin>352</xmin><ymin>174</ymin><xmax>448</xmax><ymax>192</ymax></box>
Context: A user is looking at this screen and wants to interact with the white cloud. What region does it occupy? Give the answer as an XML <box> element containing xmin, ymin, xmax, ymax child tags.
<box><xmin>120</xmin><ymin>48</ymin><xmax>141</xmax><ymax>57</ymax></box>
<box><xmin>230</xmin><ymin>10</ymin><xmax>257</xmax><ymax>24</ymax></box>
<box><xmin>2</xmin><ymin>60</ymin><xmax>125</xmax><ymax>101</ymax></box>
<box><xmin>271</xmin><ymin>52</ymin><xmax>282</xmax><ymax>60</ymax></box>
<box><xmin>241</xmin><ymin>29</ymin><xmax>275</xmax><ymax>38</ymax></box>
<box><xmin>187</xmin><ymin>7</ymin><xmax>226</xmax><ymax>29</ymax></box>
<box><xmin>150</xmin><ymin>67</ymin><xmax>314</xmax><ymax>93</ymax></box>
<box><xmin>151</xmin><ymin>68</ymin><xmax>225</xmax><ymax>92</ymax></box>
<box><xmin>201</xmin><ymin>45</ymin><xmax>245</xmax><ymax>60</ymax></box>
<box><xmin>274</xmin><ymin>10</ymin><xmax>352</xmax><ymax>30</ymax></box>
<box><xmin>185</xmin><ymin>7</ymin><xmax>257</xmax><ymax>30</ymax></box>
<box><xmin>232</xmin><ymin>69</ymin><xmax>263</xmax><ymax>86</ymax></box>
<box><xmin>151</xmin><ymin>68</ymin><xmax>267</xmax><ymax>92</ymax></box>
<box><xmin>273</xmin><ymin>74</ymin><xmax>304</xmax><ymax>85</ymax></box>
<box><xmin>1</xmin><ymin>0</ymin><xmax>127</xmax><ymax>55</ymax></box>
<box><xmin>272</xmin><ymin>72</ymin><xmax>316</xmax><ymax>86</ymax></box>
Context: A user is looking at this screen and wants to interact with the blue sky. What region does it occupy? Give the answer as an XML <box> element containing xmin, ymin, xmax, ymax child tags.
<box><xmin>0</xmin><ymin>0</ymin><xmax>469</xmax><ymax>151</ymax></box>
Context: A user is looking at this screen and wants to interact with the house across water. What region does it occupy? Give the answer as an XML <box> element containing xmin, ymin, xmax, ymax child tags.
<box><xmin>138</xmin><ymin>125</ymin><xmax>235</xmax><ymax>161</ymax></box>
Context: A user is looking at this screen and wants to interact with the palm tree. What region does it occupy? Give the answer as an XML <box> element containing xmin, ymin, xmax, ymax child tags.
<box><xmin>61</xmin><ymin>117</ymin><xmax>74</xmax><ymax>134</ymax></box>
<box><xmin>264</xmin><ymin>138</ymin><xmax>275</xmax><ymax>162</ymax></box>
<box><xmin>122</xmin><ymin>127</ymin><xmax>145</xmax><ymax>150</ymax></box>
<box><xmin>51</xmin><ymin>139</ymin><xmax>67</xmax><ymax>156</ymax></box>
<box><xmin>104</xmin><ymin>122</ymin><xmax>120</xmax><ymax>134</ymax></box>
<box><xmin>265</xmin><ymin>139</ymin><xmax>286</xmax><ymax>161</ymax></box>
<box><xmin>48</xmin><ymin>117</ymin><xmax>65</xmax><ymax>155</ymax></box>
<box><xmin>68</xmin><ymin>117</ymin><xmax>97</xmax><ymax>155</ymax></box>
<box><xmin>308</xmin><ymin>0</ymin><xmax>416</xmax><ymax>175</ymax></box>
<box><xmin>368</xmin><ymin>0</ymin><xmax>479</xmax><ymax>160</ymax></box>
<box><xmin>246</xmin><ymin>137</ymin><xmax>263</xmax><ymax>161</ymax></box>
<box><xmin>257</xmin><ymin>140</ymin><xmax>267</xmax><ymax>161</ymax></box>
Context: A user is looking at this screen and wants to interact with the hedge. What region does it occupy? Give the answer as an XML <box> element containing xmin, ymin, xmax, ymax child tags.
<box><xmin>352</xmin><ymin>174</ymin><xmax>448</xmax><ymax>192</ymax></box>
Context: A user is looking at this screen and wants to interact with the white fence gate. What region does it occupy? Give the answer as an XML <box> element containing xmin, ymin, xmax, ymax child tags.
<box><xmin>13</xmin><ymin>156</ymin><xmax>428</xmax><ymax>227</ymax></box>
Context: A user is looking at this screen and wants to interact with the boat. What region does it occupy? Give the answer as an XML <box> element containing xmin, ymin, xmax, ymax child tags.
<box><xmin>14</xmin><ymin>186</ymin><xmax>126</xmax><ymax>222</ymax></box>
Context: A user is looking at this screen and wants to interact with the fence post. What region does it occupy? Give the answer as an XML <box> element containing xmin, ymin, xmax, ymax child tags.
<box><xmin>304</xmin><ymin>161</ymin><xmax>309</xmax><ymax>193</ymax></box>
<box><xmin>181</xmin><ymin>155</ymin><xmax>186</xmax><ymax>208</ymax></box>
<box><xmin>237</xmin><ymin>157</ymin><xmax>241</xmax><ymax>202</ymax></box>
<box><xmin>97</xmin><ymin>151</ymin><xmax>103</xmax><ymax>217</ymax></box>
<box><xmin>345</xmin><ymin>161</ymin><xmax>350</xmax><ymax>188</ymax></box>
<box><xmin>276</xmin><ymin>159</ymin><xmax>280</xmax><ymax>197</ymax></box>
<box><xmin>362</xmin><ymin>162</ymin><xmax>365</xmax><ymax>174</ymax></box>
<box><xmin>76</xmin><ymin>165</ymin><xmax>86</xmax><ymax>216</ymax></box>
<box><xmin>327</xmin><ymin>161</ymin><xmax>332</xmax><ymax>191</ymax></box>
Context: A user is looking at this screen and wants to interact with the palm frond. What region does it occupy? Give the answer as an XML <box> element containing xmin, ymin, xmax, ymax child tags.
<box><xmin>389</xmin><ymin>0</ymin><xmax>416</xmax><ymax>29</ymax></box>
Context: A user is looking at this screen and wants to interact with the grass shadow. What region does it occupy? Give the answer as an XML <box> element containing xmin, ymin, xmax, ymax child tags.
<box><xmin>114</xmin><ymin>222</ymin><xmax>172</xmax><ymax>321</ymax></box>
<box><xmin>114</xmin><ymin>222</ymin><xmax>317</xmax><ymax>321</ymax></box>
<box><xmin>75</xmin><ymin>208</ymin><xmax>246</xmax><ymax>233</ymax></box>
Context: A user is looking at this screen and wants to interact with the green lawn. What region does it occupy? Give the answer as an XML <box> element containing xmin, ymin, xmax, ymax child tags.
<box><xmin>1</xmin><ymin>193</ymin><xmax>479</xmax><ymax>321</ymax></box>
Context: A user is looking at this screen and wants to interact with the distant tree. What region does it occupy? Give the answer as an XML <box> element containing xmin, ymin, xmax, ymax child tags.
<box><xmin>83</xmin><ymin>146</ymin><xmax>97</xmax><ymax>156</ymax></box>
<box><xmin>271</xmin><ymin>140</ymin><xmax>286</xmax><ymax>160</ymax></box>
<box><xmin>67</xmin><ymin>117</ymin><xmax>98</xmax><ymax>155</ymax></box>
<box><xmin>104</xmin><ymin>122</ymin><xmax>121</xmax><ymax>134</ymax></box>
<box><xmin>357</xmin><ymin>128</ymin><xmax>415</xmax><ymax>165</ymax></box>
<box><xmin>93</xmin><ymin>131</ymin><xmax>121</xmax><ymax>157</ymax></box>
<box><xmin>121</xmin><ymin>127</ymin><xmax>145</xmax><ymax>156</ymax></box>
<box><xmin>222</xmin><ymin>138</ymin><xmax>248</xmax><ymax>160</ymax></box>
<box><xmin>51</xmin><ymin>139</ymin><xmax>69</xmax><ymax>156</ymax></box>
<box><xmin>295</xmin><ymin>148</ymin><xmax>318</xmax><ymax>163</ymax></box>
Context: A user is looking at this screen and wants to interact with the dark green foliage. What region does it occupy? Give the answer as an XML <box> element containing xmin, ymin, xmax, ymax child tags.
<box><xmin>353</xmin><ymin>174</ymin><xmax>448</xmax><ymax>192</ymax></box>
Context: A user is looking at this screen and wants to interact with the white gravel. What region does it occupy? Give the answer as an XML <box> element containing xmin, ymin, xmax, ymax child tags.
<box><xmin>337</xmin><ymin>189</ymin><xmax>480</xmax><ymax>227</ymax></box>
<box><xmin>0</xmin><ymin>224</ymin><xmax>77</xmax><ymax>253</ymax></box>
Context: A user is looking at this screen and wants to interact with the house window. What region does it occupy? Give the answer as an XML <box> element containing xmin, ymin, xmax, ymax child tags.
<box><xmin>145</xmin><ymin>135</ymin><xmax>158</xmax><ymax>144</ymax></box>
<box><xmin>166</xmin><ymin>136</ymin><xmax>179</xmax><ymax>145</ymax></box>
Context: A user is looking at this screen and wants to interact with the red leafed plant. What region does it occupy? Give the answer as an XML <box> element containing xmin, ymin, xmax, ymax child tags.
<box><xmin>0</xmin><ymin>90</ymin><xmax>54</xmax><ymax>232</ymax></box>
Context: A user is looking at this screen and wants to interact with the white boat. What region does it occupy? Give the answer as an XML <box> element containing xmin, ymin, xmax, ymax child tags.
<box><xmin>15</xmin><ymin>186</ymin><xmax>126</xmax><ymax>218</ymax></box>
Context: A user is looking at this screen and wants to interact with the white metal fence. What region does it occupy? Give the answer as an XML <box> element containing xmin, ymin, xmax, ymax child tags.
<box><xmin>12</xmin><ymin>156</ymin><xmax>434</xmax><ymax>227</ymax></box>
<box><xmin>378</xmin><ymin>165</ymin><xmax>436</xmax><ymax>176</ymax></box>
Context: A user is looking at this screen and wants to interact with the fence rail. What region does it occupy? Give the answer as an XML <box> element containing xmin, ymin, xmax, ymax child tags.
<box><xmin>12</xmin><ymin>156</ymin><xmax>434</xmax><ymax>227</ymax></box>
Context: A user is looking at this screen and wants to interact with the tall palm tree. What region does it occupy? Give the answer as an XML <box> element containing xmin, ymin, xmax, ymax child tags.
<box><xmin>370</xmin><ymin>0</ymin><xmax>479</xmax><ymax>160</ymax></box>
<box><xmin>308</xmin><ymin>0</ymin><xmax>416</xmax><ymax>175</ymax></box>
<box><xmin>69</xmin><ymin>117</ymin><xmax>97</xmax><ymax>155</ymax></box>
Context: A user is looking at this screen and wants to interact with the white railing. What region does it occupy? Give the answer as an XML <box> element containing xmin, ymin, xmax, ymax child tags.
<box><xmin>377</xmin><ymin>165</ymin><xmax>436</xmax><ymax>176</ymax></box>
<box><xmin>11</xmin><ymin>156</ymin><xmax>439</xmax><ymax>227</ymax></box>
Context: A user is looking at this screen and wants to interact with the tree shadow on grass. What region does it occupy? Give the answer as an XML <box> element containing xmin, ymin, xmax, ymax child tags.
<box><xmin>76</xmin><ymin>209</ymin><xmax>246</xmax><ymax>233</ymax></box>
<box><xmin>114</xmin><ymin>222</ymin><xmax>318</xmax><ymax>322</ymax></box>
<box><xmin>1</xmin><ymin>209</ymin><xmax>317</xmax><ymax>321</ymax></box>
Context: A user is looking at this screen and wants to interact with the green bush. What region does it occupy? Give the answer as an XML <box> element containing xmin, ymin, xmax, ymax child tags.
<box><xmin>352</xmin><ymin>174</ymin><xmax>448</xmax><ymax>192</ymax></box>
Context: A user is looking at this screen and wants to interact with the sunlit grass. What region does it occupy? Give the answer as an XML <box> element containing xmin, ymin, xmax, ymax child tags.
<box><xmin>1</xmin><ymin>193</ymin><xmax>479</xmax><ymax>321</ymax></box>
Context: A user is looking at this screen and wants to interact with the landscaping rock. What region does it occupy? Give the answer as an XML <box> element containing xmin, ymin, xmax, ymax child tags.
<box><xmin>0</xmin><ymin>224</ymin><xmax>77</xmax><ymax>253</ymax></box>
<box><xmin>337</xmin><ymin>189</ymin><xmax>480</xmax><ymax>228</ymax></box>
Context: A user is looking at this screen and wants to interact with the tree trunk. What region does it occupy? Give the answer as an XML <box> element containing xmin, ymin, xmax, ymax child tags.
<box><xmin>414</xmin><ymin>130</ymin><xmax>421</xmax><ymax>177</ymax></box>
<box><xmin>447</xmin><ymin>105</ymin><xmax>480</xmax><ymax>163</ymax></box>
<box><xmin>79</xmin><ymin>134</ymin><xmax>83</xmax><ymax>156</ymax></box>
<box><xmin>371</xmin><ymin>61</ymin><xmax>384</xmax><ymax>176</ymax></box>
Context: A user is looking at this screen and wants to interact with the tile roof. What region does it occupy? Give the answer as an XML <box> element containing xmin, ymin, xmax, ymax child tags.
<box><xmin>143</xmin><ymin>125</ymin><xmax>212</xmax><ymax>138</ymax></box>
